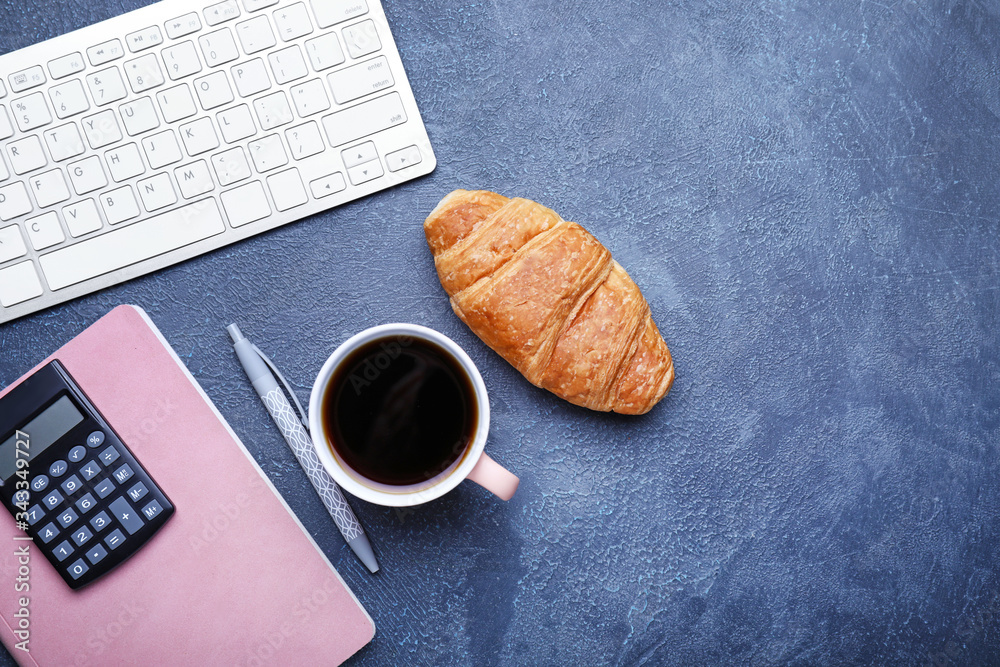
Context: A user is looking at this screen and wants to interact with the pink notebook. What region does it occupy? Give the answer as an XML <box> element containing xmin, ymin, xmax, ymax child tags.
<box><xmin>0</xmin><ymin>306</ymin><xmax>374</xmax><ymax>666</ymax></box>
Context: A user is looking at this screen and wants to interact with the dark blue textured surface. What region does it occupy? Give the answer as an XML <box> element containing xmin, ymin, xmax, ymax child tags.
<box><xmin>1</xmin><ymin>1</ymin><xmax>999</xmax><ymax>665</ymax></box>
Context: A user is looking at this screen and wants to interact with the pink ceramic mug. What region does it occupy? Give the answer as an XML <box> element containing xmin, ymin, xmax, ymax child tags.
<box><xmin>308</xmin><ymin>324</ymin><xmax>518</xmax><ymax>507</ymax></box>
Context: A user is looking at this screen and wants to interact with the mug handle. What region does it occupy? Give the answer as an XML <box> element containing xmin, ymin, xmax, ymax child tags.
<box><xmin>467</xmin><ymin>452</ymin><xmax>519</xmax><ymax>501</ymax></box>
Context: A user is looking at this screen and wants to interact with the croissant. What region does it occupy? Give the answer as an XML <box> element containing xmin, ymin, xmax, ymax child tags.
<box><xmin>424</xmin><ymin>190</ymin><xmax>674</xmax><ymax>414</ymax></box>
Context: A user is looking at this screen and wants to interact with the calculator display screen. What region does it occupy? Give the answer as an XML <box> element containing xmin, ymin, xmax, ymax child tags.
<box><xmin>0</xmin><ymin>395</ymin><xmax>84</xmax><ymax>482</ymax></box>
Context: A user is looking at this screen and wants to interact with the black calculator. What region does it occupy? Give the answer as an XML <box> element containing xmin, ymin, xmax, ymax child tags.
<box><xmin>0</xmin><ymin>360</ymin><xmax>174</xmax><ymax>589</ymax></box>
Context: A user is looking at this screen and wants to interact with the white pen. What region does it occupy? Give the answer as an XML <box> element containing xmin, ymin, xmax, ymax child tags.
<box><xmin>226</xmin><ymin>324</ymin><xmax>379</xmax><ymax>573</ymax></box>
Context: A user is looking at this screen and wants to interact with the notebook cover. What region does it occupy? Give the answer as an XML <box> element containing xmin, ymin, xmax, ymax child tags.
<box><xmin>0</xmin><ymin>305</ymin><xmax>374</xmax><ymax>666</ymax></box>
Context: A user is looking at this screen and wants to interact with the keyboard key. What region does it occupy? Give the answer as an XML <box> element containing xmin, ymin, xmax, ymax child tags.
<box><xmin>273</xmin><ymin>3</ymin><xmax>313</xmax><ymax>41</ymax></box>
<box><xmin>124</xmin><ymin>54</ymin><xmax>166</xmax><ymax>93</ymax></box>
<box><xmin>30</xmin><ymin>475</ymin><xmax>49</xmax><ymax>492</ymax></box>
<box><xmin>11</xmin><ymin>92</ymin><xmax>53</xmax><ymax>132</ymax></box>
<box><xmin>328</xmin><ymin>56</ymin><xmax>393</xmax><ymax>105</ymax></box>
<box><xmin>217</xmin><ymin>104</ymin><xmax>256</xmax><ymax>143</ymax></box>
<box><xmin>342</xmin><ymin>19</ymin><xmax>381</xmax><ymax>59</ymax></box>
<box><xmin>109</xmin><ymin>496</ymin><xmax>144</xmax><ymax>535</ymax></box>
<box><xmin>68</xmin><ymin>558</ymin><xmax>89</xmax><ymax>580</ymax></box>
<box><xmin>99</xmin><ymin>445</ymin><xmax>120</xmax><ymax>466</ymax></box>
<box><xmin>94</xmin><ymin>478</ymin><xmax>115</xmax><ymax>499</ymax></box>
<box><xmin>47</xmin><ymin>52</ymin><xmax>86</xmax><ymax>80</ymax></box>
<box><xmin>179</xmin><ymin>117</ymin><xmax>220</xmax><ymax>155</ymax></box>
<box><xmin>156</xmin><ymin>84</ymin><xmax>198</xmax><ymax>123</ymax></box>
<box><xmin>125</xmin><ymin>26</ymin><xmax>163</xmax><ymax>53</ymax></box>
<box><xmin>268</xmin><ymin>45</ymin><xmax>307</xmax><ymax>85</ymax></box>
<box><xmin>86</xmin><ymin>543</ymin><xmax>108</xmax><ymax>565</ymax></box>
<box><xmin>85</xmin><ymin>67</ymin><xmax>128</xmax><ymax>105</ymax></box>
<box><xmin>136</xmin><ymin>173</ymin><xmax>178</xmax><ymax>212</ymax></box>
<box><xmin>212</xmin><ymin>147</ymin><xmax>251</xmax><ymax>185</ymax></box>
<box><xmin>289</xmin><ymin>79</ymin><xmax>330</xmax><ymax>117</ymax></box>
<box><xmin>127</xmin><ymin>482</ymin><xmax>148</xmax><ymax>503</ymax></box>
<box><xmin>311</xmin><ymin>0</ymin><xmax>368</xmax><ymax>28</ymax></box>
<box><xmin>68</xmin><ymin>156</ymin><xmax>109</xmax><ymax>195</ymax></box>
<box><xmin>0</xmin><ymin>156</ymin><xmax>7</xmax><ymax>182</ymax></box>
<box><xmin>221</xmin><ymin>180</ymin><xmax>270</xmax><ymax>227</ymax></box>
<box><xmin>38</xmin><ymin>522</ymin><xmax>59</xmax><ymax>544</ymax></box>
<box><xmin>304</xmin><ymin>33</ymin><xmax>345</xmax><ymax>72</ymax></box>
<box><xmin>80</xmin><ymin>460</ymin><xmax>102</xmax><ymax>480</ymax></box>
<box><xmin>266</xmin><ymin>168</ymin><xmax>307</xmax><ymax>211</ymax></box>
<box><xmin>236</xmin><ymin>16</ymin><xmax>276</xmax><ymax>54</ymax></box>
<box><xmin>53</xmin><ymin>540</ymin><xmax>74</xmax><ymax>561</ymax></box>
<box><xmin>321</xmin><ymin>92</ymin><xmax>406</xmax><ymax>146</ymax></box>
<box><xmin>7</xmin><ymin>136</ymin><xmax>48</xmax><ymax>175</ymax></box>
<box><xmin>253</xmin><ymin>91</ymin><xmax>293</xmax><ymax>130</ymax></box>
<box><xmin>0</xmin><ymin>106</ymin><xmax>12</xmax><ymax>139</ymax></box>
<box><xmin>9</xmin><ymin>66</ymin><xmax>46</xmax><ymax>93</ymax></box>
<box><xmin>25</xmin><ymin>504</ymin><xmax>44</xmax><ymax>526</ymax></box>
<box><xmin>285</xmin><ymin>121</ymin><xmax>324</xmax><ymax>159</ymax></box>
<box><xmin>87</xmin><ymin>39</ymin><xmax>124</xmax><ymax>66</ymax></box>
<box><xmin>101</xmin><ymin>185</ymin><xmax>141</xmax><ymax>225</ymax></box>
<box><xmin>141</xmin><ymin>499</ymin><xmax>164</xmax><ymax>520</ymax></box>
<box><xmin>90</xmin><ymin>510</ymin><xmax>112</xmax><ymax>531</ymax></box>
<box><xmin>49</xmin><ymin>79</ymin><xmax>91</xmax><ymax>119</ymax></box>
<box><xmin>25</xmin><ymin>212</ymin><xmax>65</xmax><ymax>250</ymax></box>
<box><xmin>44</xmin><ymin>123</ymin><xmax>86</xmax><ymax>162</ymax></box>
<box><xmin>87</xmin><ymin>431</ymin><xmax>105</xmax><ymax>448</ymax></box>
<box><xmin>247</xmin><ymin>133</ymin><xmax>287</xmax><ymax>172</ymax></box>
<box><xmin>120</xmin><ymin>97</ymin><xmax>160</xmax><ymax>136</ymax></box>
<box><xmin>42</xmin><ymin>490</ymin><xmax>64</xmax><ymax>509</ymax></box>
<box><xmin>104</xmin><ymin>528</ymin><xmax>126</xmax><ymax>550</ymax></box>
<box><xmin>63</xmin><ymin>199</ymin><xmax>103</xmax><ymax>237</ymax></box>
<box><xmin>206</xmin><ymin>0</ymin><xmax>241</xmax><ymax>26</ymax></box>
<box><xmin>308</xmin><ymin>171</ymin><xmax>345</xmax><ymax>198</ymax></box>
<box><xmin>69</xmin><ymin>445</ymin><xmax>87</xmax><ymax>462</ymax></box>
<box><xmin>165</xmin><ymin>13</ymin><xmax>202</xmax><ymax>39</ymax></box>
<box><xmin>244</xmin><ymin>0</ymin><xmax>280</xmax><ymax>10</ymax></box>
<box><xmin>49</xmin><ymin>460</ymin><xmax>68</xmax><ymax>477</ymax></box>
<box><xmin>61</xmin><ymin>474</ymin><xmax>83</xmax><ymax>494</ymax></box>
<box><xmin>199</xmin><ymin>28</ymin><xmax>240</xmax><ymax>66</ymax></box>
<box><xmin>193</xmin><ymin>71</ymin><xmax>234</xmax><ymax>110</ymax></box>
<box><xmin>341</xmin><ymin>141</ymin><xmax>377</xmax><ymax>168</ymax></box>
<box><xmin>82</xmin><ymin>109</ymin><xmax>123</xmax><ymax>149</ymax></box>
<box><xmin>57</xmin><ymin>507</ymin><xmax>78</xmax><ymax>527</ymax></box>
<box><xmin>38</xmin><ymin>199</ymin><xmax>226</xmax><ymax>290</ymax></box>
<box><xmin>0</xmin><ymin>262</ymin><xmax>43</xmax><ymax>307</ymax></box>
<box><xmin>0</xmin><ymin>225</ymin><xmax>26</xmax><ymax>260</ymax></box>
<box><xmin>175</xmin><ymin>160</ymin><xmax>215</xmax><ymax>199</ymax></box>
<box><xmin>162</xmin><ymin>41</ymin><xmax>203</xmax><ymax>81</ymax></box>
<box><xmin>75</xmin><ymin>493</ymin><xmax>97</xmax><ymax>514</ymax></box>
<box><xmin>347</xmin><ymin>157</ymin><xmax>382</xmax><ymax>185</ymax></box>
<box><xmin>29</xmin><ymin>170</ymin><xmax>71</xmax><ymax>207</ymax></box>
<box><xmin>0</xmin><ymin>183</ymin><xmax>33</xmax><ymax>220</ymax></box>
<box><xmin>231</xmin><ymin>59</ymin><xmax>271</xmax><ymax>98</ymax></box>
<box><xmin>142</xmin><ymin>129</ymin><xmax>183</xmax><ymax>168</ymax></box>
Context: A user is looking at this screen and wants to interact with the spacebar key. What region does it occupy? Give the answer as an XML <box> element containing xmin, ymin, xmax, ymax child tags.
<box><xmin>39</xmin><ymin>200</ymin><xmax>226</xmax><ymax>290</ymax></box>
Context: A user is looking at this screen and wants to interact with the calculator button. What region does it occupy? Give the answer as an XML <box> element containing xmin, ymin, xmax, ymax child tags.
<box><xmin>109</xmin><ymin>496</ymin><xmax>144</xmax><ymax>535</ymax></box>
<box><xmin>81</xmin><ymin>460</ymin><xmax>101</xmax><ymax>480</ymax></box>
<box><xmin>141</xmin><ymin>499</ymin><xmax>163</xmax><ymax>520</ymax></box>
<box><xmin>49</xmin><ymin>460</ymin><xmax>68</xmax><ymax>477</ymax></box>
<box><xmin>57</xmin><ymin>507</ymin><xmax>78</xmax><ymax>527</ymax></box>
<box><xmin>61</xmin><ymin>474</ymin><xmax>83</xmax><ymax>495</ymax></box>
<box><xmin>90</xmin><ymin>510</ymin><xmax>112</xmax><ymax>531</ymax></box>
<box><xmin>75</xmin><ymin>492</ymin><xmax>97</xmax><ymax>514</ymax></box>
<box><xmin>86</xmin><ymin>543</ymin><xmax>108</xmax><ymax>565</ymax></box>
<box><xmin>26</xmin><ymin>505</ymin><xmax>45</xmax><ymax>525</ymax></box>
<box><xmin>100</xmin><ymin>446</ymin><xmax>121</xmax><ymax>466</ymax></box>
<box><xmin>86</xmin><ymin>430</ymin><xmax>105</xmax><ymax>448</ymax></box>
<box><xmin>53</xmin><ymin>540</ymin><xmax>74</xmax><ymax>561</ymax></box>
<box><xmin>94</xmin><ymin>478</ymin><xmax>115</xmax><ymax>498</ymax></box>
<box><xmin>127</xmin><ymin>482</ymin><xmax>148</xmax><ymax>503</ymax></box>
<box><xmin>38</xmin><ymin>522</ymin><xmax>59</xmax><ymax>543</ymax></box>
<box><xmin>112</xmin><ymin>463</ymin><xmax>134</xmax><ymax>484</ymax></box>
<box><xmin>68</xmin><ymin>445</ymin><xmax>87</xmax><ymax>462</ymax></box>
<box><xmin>71</xmin><ymin>525</ymin><xmax>93</xmax><ymax>546</ymax></box>
<box><xmin>104</xmin><ymin>528</ymin><xmax>126</xmax><ymax>550</ymax></box>
<box><xmin>12</xmin><ymin>489</ymin><xmax>29</xmax><ymax>505</ymax></box>
<box><xmin>68</xmin><ymin>558</ymin><xmax>89</xmax><ymax>580</ymax></box>
<box><xmin>30</xmin><ymin>475</ymin><xmax>49</xmax><ymax>492</ymax></box>
<box><xmin>43</xmin><ymin>490</ymin><xmax>64</xmax><ymax>509</ymax></box>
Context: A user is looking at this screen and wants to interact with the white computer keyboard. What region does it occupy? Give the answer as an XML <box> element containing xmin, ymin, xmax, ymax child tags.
<box><xmin>0</xmin><ymin>0</ymin><xmax>435</xmax><ymax>324</ymax></box>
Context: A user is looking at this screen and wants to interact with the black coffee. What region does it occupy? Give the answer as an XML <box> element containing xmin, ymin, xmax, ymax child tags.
<box><xmin>322</xmin><ymin>336</ymin><xmax>477</xmax><ymax>486</ymax></box>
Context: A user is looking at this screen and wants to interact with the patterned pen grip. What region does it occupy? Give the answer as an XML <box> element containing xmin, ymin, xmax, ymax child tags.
<box><xmin>262</xmin><ymin>387</ymin><xmax>363</xmax><ymax>542</ymax></box>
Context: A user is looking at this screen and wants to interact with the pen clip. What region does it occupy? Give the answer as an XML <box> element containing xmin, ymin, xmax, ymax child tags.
<box><xmin>250</xmin><ymin>343</ymin><xmax>310</xmax><ymax>431</ymax></box>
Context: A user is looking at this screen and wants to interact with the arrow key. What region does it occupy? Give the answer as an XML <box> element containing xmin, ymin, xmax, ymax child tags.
<box><xmin>346</xmin><ymin>157</ymin><xmax>383</xmax><ymax>186</ymax></box>
<box><xmin>385</xmin><ymin>145</ymin><xmax>422</xmax><ymax>173</ymax></box>
<box><xmin>309</xmin><ymin>172</ymin><xmax>346</xmax><ymax>199</ymax></box>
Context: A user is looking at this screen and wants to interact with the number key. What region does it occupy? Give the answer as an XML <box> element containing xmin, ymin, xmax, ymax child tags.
<box><xmin>61</xmin><ymin>474</ymin><xmax>83</xmax><ymax>495</ymax></box>
<box><xmin>90</xmin><ymin>511</ymin><xmax>112</xmax><ymax>532</ymax></box>
<box><xmin>38</xmin><ymin>521</ymin><xmax>59</xmax><ymax>544</ymax></box>
<box><xmin>53</xmin><ymin>540</ymin><xmax>74</xmax><ymax>561</ymax></box>
<box><xmin>71</xmin><ymin>525</ymin><xmax>93</xmax><ymax>546</ymax></box>
<box><xmin>42</xmin><ymin>490</ymin><xmax>64</xmax><ymax>509</ymax></box>
<box><xmin>75</xmin><ymin>492</ymin><xmax>97</xmax><ymax>514</ymax></box>
<box><xmin>68</xmin><ymin>558</ymin><xmax>89</xmax><ymax>580</ymax></box>
<box><xmin>85</xmin><ymin>67</ymin><xmax>128</xmax><ymax>106</ymax></box>
<box><xmin>57</xmin><ymin>507</ymin><xmax>78</xmax><ymax>527</ymax></box>
<box><xmin>11</xmin><ymin>92</ymin><xmax>53</xmax><ymax>132</ymax></box>
<box><xmin>26</xmin><ymin>505</ymin><xmax>44</xmax><ymax>526</ymax></box>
